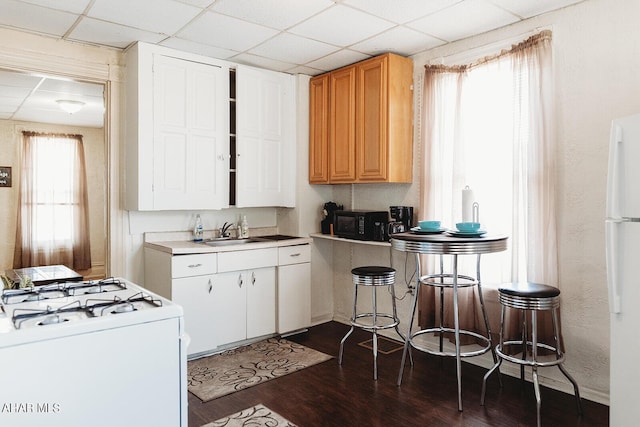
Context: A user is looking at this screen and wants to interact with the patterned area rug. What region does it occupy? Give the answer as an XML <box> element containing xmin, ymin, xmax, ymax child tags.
<box><xmin>202</xmin><ymin>404</ymin><xmax>297</xmax><ymax>427</ymax></box>
<box><xmin>188</xmin><ymin>338</ymin><xmax>333</xmax><ymax>402</ymax></box>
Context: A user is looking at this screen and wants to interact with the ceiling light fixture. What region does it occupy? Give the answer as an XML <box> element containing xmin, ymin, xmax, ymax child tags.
<box><xmin>56</xmin><ymin>99</ymin><xmax>85</xmax><ymax>114</ymax></box>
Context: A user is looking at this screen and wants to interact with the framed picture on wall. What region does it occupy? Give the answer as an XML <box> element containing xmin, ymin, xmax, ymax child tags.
<box><xmin>0</xmin><ymin>166</ymin><xmax>11</xmax><ymax>187</ymax></box>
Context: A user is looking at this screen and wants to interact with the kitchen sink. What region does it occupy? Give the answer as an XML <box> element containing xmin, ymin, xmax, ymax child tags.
<box><xmin>201</xmin><ymin>238</ymin><xmax>264</xmax><ymax>246</ymax></box>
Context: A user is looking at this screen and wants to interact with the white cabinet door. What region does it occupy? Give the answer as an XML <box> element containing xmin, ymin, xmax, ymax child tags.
<box><xmin>152</xmin><ymin>54</ymin><xmax>229</xmax><ymax>210</ymax></box>
<box><xmin>277</xmin><ymin>262</ymin><xmax>311</xmax><ymax>334</ymax></box>
<box><xmin>246</xmin><ymin>267</ymin><xmax>276</xmax><ymax>339</ymax></box>
<box><xmin>236</xmin><ymin>65</ymin><xmax>295</xmax><ymax>208</ymax></box>
<box><xmin>212</xmin><ymin>271</ymin><xmax>247</xmax><ymax>346</ymax></box>
<box><xmin>172</xmin><ymin>275</ymin><xmax>218</xmax><ymax>355</ymax></box>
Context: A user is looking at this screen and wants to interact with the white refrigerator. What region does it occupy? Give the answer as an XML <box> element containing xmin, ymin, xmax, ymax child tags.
<box><xmin>605</xmin><ymin>112</ymin><xmax>640</xmax><ymax>426</ymax></box>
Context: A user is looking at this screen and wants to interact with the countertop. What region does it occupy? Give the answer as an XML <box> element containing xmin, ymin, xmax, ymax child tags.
<box><xmin>144</xmin><ymin>236</ymin><xmax>313</xmax><ymax>255</ymax></box>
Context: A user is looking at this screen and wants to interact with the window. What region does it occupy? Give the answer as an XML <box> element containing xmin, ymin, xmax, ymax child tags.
<box><xmin>422</xmin><ymin>31</ymin><xmax>555</xmax><ymax>286</ymax></box>
<box><xmin>13</xmin><ymin>132</ymin><xmax>92</xmax><ymax>270</ymax></box>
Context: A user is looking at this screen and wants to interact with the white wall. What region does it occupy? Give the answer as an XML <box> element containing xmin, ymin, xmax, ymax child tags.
<box><xmin>318</xmin><ymin>0</ymin><xmax>635</xmax><ymax>405</ymax></box>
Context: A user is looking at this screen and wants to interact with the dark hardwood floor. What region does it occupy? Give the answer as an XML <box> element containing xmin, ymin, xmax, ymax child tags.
<box><xmin>187</xmin><ymin>321</ymin><xmax>608</xmax><ymax>427</ymax></box>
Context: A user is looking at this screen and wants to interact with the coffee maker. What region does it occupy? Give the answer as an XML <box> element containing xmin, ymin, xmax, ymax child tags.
<box><xmin>389</xmin><ymin>206</ymin><xmax>414</xmax><ymax>234</ymax></box>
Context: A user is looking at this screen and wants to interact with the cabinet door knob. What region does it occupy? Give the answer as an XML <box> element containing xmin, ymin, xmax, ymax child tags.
<box><xmin>208</xmin><ymin>279</ymin><xmax>212</xmax><ymax>294</ymax></box>
<box><xmin>251</xmin><ymin>271</ymin><xmax>256</xmax><ymax>285</ymax></box>
<box><xmin>238</xmin><ymin>273</ymin><xmax>243</xmax><ymax>288</ymax></box>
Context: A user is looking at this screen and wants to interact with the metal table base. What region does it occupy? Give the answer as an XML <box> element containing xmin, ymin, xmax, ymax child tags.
<box><xmin>392</xmin><ymin>232</ymin><xmax>508</xmax><ymax>412</ymax></box>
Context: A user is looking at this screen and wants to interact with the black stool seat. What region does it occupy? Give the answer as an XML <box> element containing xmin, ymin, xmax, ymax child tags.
<box><xmin>498</xmin><ymin>282</ymin><xmax>560</xmax><ymax>298</ymax></box>
<box><xmin>352</xmin><ymin>266</ymin><xmax>395</xmax><ymax>276</ymax></box>
<box><xmin>351</xmin><ymin>266</ymin><xmax>395</xmax><ymax>287</ymax></box>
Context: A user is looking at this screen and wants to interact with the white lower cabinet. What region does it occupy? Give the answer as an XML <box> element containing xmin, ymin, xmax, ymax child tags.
<box><xmin>172</xmin><ymin>274</ymin><xmax>218</xmax><ymax>355</ymax></box>
<box><xmin>277</xmin><ymin>245</ymin><xmax>311</xmax><ymax>334</ymax></box>
<box><xmin>145</xmin><ymin>244</ymin><xmax>308</xmax><ymax>357</ymax></box>
<box><xmin>214</xmin><ymin>267</ymin><xmax>276</xmax><ymax>345</ymax></box>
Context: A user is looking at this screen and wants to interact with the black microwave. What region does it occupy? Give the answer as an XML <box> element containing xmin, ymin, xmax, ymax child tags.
<box><xmin>333</xmin><ymin>210</ymin><xmax>388</xmax><ymax>241</ymax></box>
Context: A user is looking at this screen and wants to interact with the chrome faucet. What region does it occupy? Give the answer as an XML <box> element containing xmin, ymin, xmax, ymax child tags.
<box><xmin>219</xmin><ymin>222</ymin><xmax>233</xmax><ymax>238</ymax></box>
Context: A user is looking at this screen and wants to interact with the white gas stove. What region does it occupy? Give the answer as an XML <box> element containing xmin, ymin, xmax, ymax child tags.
<box><xmin>0</xmin><ymin>278</ymin><xmax>187</xmax><ymax>427</ymax></box>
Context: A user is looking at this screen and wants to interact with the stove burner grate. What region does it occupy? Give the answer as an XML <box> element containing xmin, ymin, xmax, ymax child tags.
<box><xmin>86</xmin><ymin>292</ymin><xmax>163</xmax><ymax>317</ymax></box>
<box><xmin>12</xmin><ymin>300</ymin><xmax>85</xmax><ymax>329</ymax></box>
<box><xmin>2</xmin><ymin>283</ymin><xmax>68</xmax><ymax>305</ymax></box>
<box><xmin>66</xmin><ymin>277</ymin><xmax>127</xmax><ymax>296</ymax></box>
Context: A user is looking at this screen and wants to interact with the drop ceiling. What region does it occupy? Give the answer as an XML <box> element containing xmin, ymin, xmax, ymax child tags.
<box><xmin>0</xmin><ymin>0</ymin><xmax>585</xmax><ymax>127</ymax></box>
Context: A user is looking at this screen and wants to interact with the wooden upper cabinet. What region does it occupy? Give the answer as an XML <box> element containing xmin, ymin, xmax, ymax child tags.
<box><xmin>329</xmin><ymin>66</ymin><xmax>357</xmax><ymax>183</ymax></box>
<box><xmin>309</xmin><ymin>53</ymin><xmax>413</xmax><ymax>184</ymax></box>
<box><xmin>309</xmin><ymin>74</ymin><xmax>329</xmax><ymax>184</ymax></box>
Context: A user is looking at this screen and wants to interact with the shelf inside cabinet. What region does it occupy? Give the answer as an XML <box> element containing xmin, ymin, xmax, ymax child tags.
<box><xmin>229</xmin><ymin>69</ymin><xmax>236</xmax><ymax>206</ymax></box>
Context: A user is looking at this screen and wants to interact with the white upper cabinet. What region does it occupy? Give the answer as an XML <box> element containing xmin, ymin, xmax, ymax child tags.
<box><xmin>235</xmin><ymin>65</ymin><xmax>296</xmax><ymax>208</ymax></box>
<box><xmin>124</xmin><ymin>42</ymin><xmax>229</xmax><ymax>211</ymax></box>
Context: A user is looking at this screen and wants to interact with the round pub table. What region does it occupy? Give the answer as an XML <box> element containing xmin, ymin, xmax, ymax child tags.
<box><xmin>391</xmin><ymin>231</ymin><xmax>508</xmax><ymax>411</ymax></box>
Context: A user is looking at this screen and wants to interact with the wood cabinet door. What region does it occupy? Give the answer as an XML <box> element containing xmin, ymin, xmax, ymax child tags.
<box><xmin>309</xmin><ymin>74</ymin><xmax>329</xmax><ymax>183</ymax></box>
<box><xmin>246</xmin><ymin>267</ymin><xmax>276</xmax><ymax>339</ymax></box>
<box><xmin>236</xmin><ymin>65</ymin><xmax>295</xmax><ymax>207</ymax></box>
<box><xmin>172</xmin><ymin>275</ymin><xmax>218</xmax><ymax>355</ymax></box>
<box><xmin>329</xmin><ymin>66</ymin><xmax>357</xmax><ymax>183</ymax></box>
<box><xmin>212</xmin><ymin>271</ymin><xmax>247</xmax><ymax>346</ymax></box>
<box><xmin>356</xmin><ymin>55</ymin><xmax>388</xmax><ymax>182</ymax></box>
<box><xmin>277</xmin><ymin>262</ymin><xmax>311</xmax><ymax>334</ymax></box>
<box><xmin>152</xmin><ymin>54</ymin><xmax>228</xmax><ymax>210</ymax></box>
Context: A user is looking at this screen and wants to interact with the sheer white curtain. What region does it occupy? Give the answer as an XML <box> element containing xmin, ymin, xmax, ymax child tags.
<box><xmin>13</xmin><ymin>132</ymin><xmax>92</xmax><ymax>270</ymax></box>
<box><xmin>419</xmin><ymin>31</ymin><xmax>555</xmax><ymax>333</ymax></box>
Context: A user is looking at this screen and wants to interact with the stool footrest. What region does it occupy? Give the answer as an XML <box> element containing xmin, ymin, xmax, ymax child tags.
<box><xmin>410</xmin><ymin>327</ymin><xmax>491</xmax><ymax>358</ymax></box>
<box><xmin>351</xmin><ymin>313</ymin><xmax>399</xmax><ymax>331</ymax></box>
<box><xmin>420</xmin><ymin>273</ymin><xmax>478</xmax><ymax>288</ymax></box>
<box><xmin>497</xmin><ymin>340</ymin><xmax>566</xmax><ymax>367</ymax></box>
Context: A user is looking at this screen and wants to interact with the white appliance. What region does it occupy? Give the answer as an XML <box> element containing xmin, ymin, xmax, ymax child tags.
<box><xmin>606</xmin><ymin>113</ymin><xmax>640</xmax><ymax>426</ymax></box>
<box><xmin>0</xmin><ymin>278</ymin><xmax>187</xmax><ymax>427</ymax></box>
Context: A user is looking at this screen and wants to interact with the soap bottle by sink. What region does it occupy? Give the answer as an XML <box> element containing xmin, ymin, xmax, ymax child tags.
<box><xmin>240</xmin><ymin>215</ymin><xmax>249</xmax><ymax>239</ymax></box>
<box><xmin>193</xmin><ymin>214</ymin><xmax>204</xmax><ymax>242</ymax></box>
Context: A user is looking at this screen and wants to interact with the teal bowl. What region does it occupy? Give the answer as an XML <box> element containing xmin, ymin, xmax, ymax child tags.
<box><xmin>456</xmin><ymin>222</ymin><xmax>481</xmax><ymax>232</ymax></box>
<box><xmin>419</xmin><ymin>220</ymin><xmax>441</xmax><ymax>230</ymax></box>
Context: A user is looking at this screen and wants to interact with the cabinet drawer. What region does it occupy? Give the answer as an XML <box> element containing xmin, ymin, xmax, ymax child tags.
<box><xmin>218</xmin><ymin>248</ymin><xmax>277</xmax><ymax>272</ymax></box>
<box><xmin>278</xmin><ymin>245</ymin><xmax>311</xmax><ymax>266</ymax></box>
<box><xmin>172</xmin><ymin>254</ymin><xmax>217</xmax><ymax>278</ymax></box>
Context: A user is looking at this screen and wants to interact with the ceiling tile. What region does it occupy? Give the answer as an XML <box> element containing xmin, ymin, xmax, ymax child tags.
<box><xmin>174</xmin><ymin>0</ymin><xmax>214</xmax><ymax>7</ymax></box>
<box><xmin>489</xmin><ymin>0</ymin><xmax>585</xmax><ymax>18</ymax></box>
<box><xmin>178</xmin><ymin>10</ymin><xmax>279</xmax><ymax>52</ymax></box>
<box><xmin>407</xmin><ymin>0</ymin><xmax>519</xmax><ymax>42</ymax></box>
<box><xmin>305</xmin><ymin>49</ymin><xmax>371</xmax><ymax>73</ymax></box>
<box><xmin>68</xmin><ymin>17</ymin><xmax>166</xmax><ymax>48</ymax></box>
<box><xmin>343</xmin><ymin>0</ymin><xmax>461</xmax><ymax>24</ymax></box>
<box><xmin>38</xmin><ymin>78</ymin><xmax>104</xmax><ymax>98</ymax></box>
<box><xmin>351</xmin><ymin>26</ymin><xmax>446</xmax><ymax>57</ymax></box>
<box><xmin>0</xmin><ymin>85</ymin><xmax>31</xmax><ymax>101</ymax></box>
<box><xmin>160</xmin><ymin>37</ymin><xmax>240</xmax><ymax>60</ymax></box>
<box><xmin>231</xmin><ymin>53</ymin><xmax>296</xmax><ymax>73</ymax></box>
<box><xmin>0</xmin><ymin>0</ymin><xmax>78</xmax><ymax>36</ymax></box>
<box><xmin>248</xmin><ymin>32</ymin><xmax>339</xmax><ymax>65</ymax></box>
<box><xmin>16</xmin><ymin>0</ymin><xmax>92</xmax><ymax>14</ymax></box>
<box><xmin>286</xmin><ymin>64</ymin><xmax>324</xmax><ymax>75</ymax></box>
<box><xmin>87</xmin><ymin>0</ymin><xmax>202</xmax><ymax>34</ymax></box>
<box><xmin>211</xmin><ymin>0</ymin><xmax>333</xmax><ymax>30</ymax></box>
<box><xmin>0</xmin><ymin>69</ymin><xmax>43</xmax><ymax>89</ymax></box>
<box><xmin>289</xmin><ymin>4</ymin><xmax>395</xmax><ymax>47</ymax></box>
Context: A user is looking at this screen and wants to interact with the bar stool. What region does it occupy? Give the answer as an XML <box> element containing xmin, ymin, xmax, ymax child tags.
<box><xmin>338</xmin><ymin>266</ymin><xmax>410</xmax><ymax>380</ymax></box>
<box><xmin>481</xmin><ymin>282</ymin><xmax>582</xmax><ymax>427</ymax></box>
